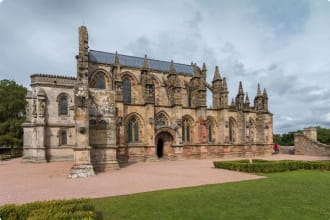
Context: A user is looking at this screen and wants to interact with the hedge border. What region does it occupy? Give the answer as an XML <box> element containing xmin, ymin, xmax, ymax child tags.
<box><xmin>0</xmin><ymin>198</ymin><xmax>96</xmax><ymax>220</ymax></box>
<box><xmin>213</xmin><ymin>159</ymin><xmax>330</xmax><ymax>173</ymax></box>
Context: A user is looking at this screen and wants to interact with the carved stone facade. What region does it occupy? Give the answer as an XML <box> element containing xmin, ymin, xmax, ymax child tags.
<box><xmin>22</xmin><ymin>26</ymin><xmax>273</xmax><ymax>175</ymax></box>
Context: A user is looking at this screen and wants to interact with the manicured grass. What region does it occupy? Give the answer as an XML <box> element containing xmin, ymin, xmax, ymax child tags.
<box><xmin>92</xmin><ymin>170</ymin><xmax>330</xmax><ymax>220</ymax></box>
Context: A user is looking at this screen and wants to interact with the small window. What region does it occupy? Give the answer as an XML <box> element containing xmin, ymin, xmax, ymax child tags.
<box><xmin>59</xmin><ymin>96</ymin><xmax>68</xmax><ymax>115</ymax></box>
<box><xmin>60</xmin><ymin>131</ymin><xmax>67</xmax><ymax>145</ymax></box>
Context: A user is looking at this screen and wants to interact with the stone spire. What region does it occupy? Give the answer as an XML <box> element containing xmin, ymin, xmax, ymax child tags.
<box><xmin>114</xmin><ymin>51</ymin><xmax>120</xmax><ymax>66</ymax></box>
<box><xmin>245</xmin><ymin>93</ymin><xmax>250</xmax><ymax>105</ymax></box>
<box><xmin>238</xmin><ymin>81</ymin><xmax>244</xmax><ymax>95</ymax></box>
<box><xmin>263</xmin><ymin>88</ymin><xmax>268</xmax><ymax>99</ymax></box>
<box><xmin>212</xmin><ymin>66</ymin><xmax>221</xmax><ymax>82</ymax></box>
<box><xmin>201</xmin><ymin>62</ymin><xmax>207</xmax><ymax>80</ymax></box>
<box><xmin>257</xmin><ymin>83</ymin><xmax>262</xmax><ymax>97</ymax></box>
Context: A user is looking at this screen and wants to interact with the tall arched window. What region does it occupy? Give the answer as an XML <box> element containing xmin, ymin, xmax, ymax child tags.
<box><xmin>123</xmin><ymin>79</ymin><xmax>131</xmax><ymax>104</ymax></box>
<box><xmin>182</xmin><ymin>117</ymin><xmax>192</xmax><ymax>143</ymax></box>
<box><xmin>59</xmin><ymin>96</ymin><xmax>68</xmax><ymax>115</ymax></box>
<box><xmin>128</xmin><ymin>117</ymin><xmax>139</xmax><ymax>142</ymax></box>
<box><xmin>60</xmin><ymin>130</ymin><xmax>67</xmax><ymax>145</ymax></box>
<box><xmin>95</xmin><ymin>75</ymin><xmax>106</xmax><ymax>89</ymax></box>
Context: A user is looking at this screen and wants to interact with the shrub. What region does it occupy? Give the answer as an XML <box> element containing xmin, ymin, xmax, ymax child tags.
<box><xmin>0</xmin><ymin>199</ymin><xmax>96</xmax><ymax>220</ymax></box>
<box><xmin>214</xmin><ymin>160</ymin><xmax>330</xmax><ymax>173</ymax></box>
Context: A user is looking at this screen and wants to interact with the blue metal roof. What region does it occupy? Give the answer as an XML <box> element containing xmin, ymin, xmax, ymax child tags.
<box><xmin>89</xmin><ymin>50</ymin><xmax>194</xmax><ymax>75</ymax></box>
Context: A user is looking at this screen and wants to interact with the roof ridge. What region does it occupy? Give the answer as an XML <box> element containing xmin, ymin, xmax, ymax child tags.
<box><xmin>89</xmin><ymin>49</ymin><xmax>193</xmax><ymax>67</ymax></box>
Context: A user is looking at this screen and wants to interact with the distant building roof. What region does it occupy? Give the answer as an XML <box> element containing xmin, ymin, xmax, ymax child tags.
<box><xmin>89</xmin><ymin>50</ymin><xmax>194</xmax><ymax>75</ymax></box>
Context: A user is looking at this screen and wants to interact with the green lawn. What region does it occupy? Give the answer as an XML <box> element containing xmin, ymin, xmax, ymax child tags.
<box><xmin>92</xmin><ymin>170</ymin><xmax>330</xmax><ymax>220</ymax></box>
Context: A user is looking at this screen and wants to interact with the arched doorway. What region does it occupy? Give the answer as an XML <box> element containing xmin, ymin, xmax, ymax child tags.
<box><xmin>155</xmin><ymin>131</ymin><xmax>174</xmax><ymax>159</ymax></box>
<box><xmin>157</xmin><ymin>139</ymin><xmax>164</xmax><ymax>158</ymax></box>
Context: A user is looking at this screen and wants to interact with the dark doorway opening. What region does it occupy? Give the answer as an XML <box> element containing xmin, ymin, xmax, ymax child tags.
<box><xmin>157</xmin><ymin>139</ymin><xmax>164</xmax><ymax>158</ymax></box>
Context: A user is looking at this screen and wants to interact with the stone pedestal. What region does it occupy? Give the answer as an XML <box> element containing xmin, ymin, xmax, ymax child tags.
<box><xmin>69</xmin><ymin>147</ymin><xmax>95</xmax><ymax>178</ymax></box>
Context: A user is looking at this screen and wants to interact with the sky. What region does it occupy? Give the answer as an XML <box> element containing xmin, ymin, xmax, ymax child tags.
<box><xmin>0</xmin><ymin>0</ymin><xmax>330</xmax><ymax>133</ymax></box>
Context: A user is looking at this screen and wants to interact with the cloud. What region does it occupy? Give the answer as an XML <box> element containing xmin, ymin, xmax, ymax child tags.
<box><xmin>0</xmin><ymin>0</ymin><xmax>330</xmax><ymax>134</ymax></box>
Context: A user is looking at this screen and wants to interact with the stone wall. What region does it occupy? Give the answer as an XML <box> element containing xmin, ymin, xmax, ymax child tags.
<box><xmin>294</xmin><ymin>128</ymin><xmax>330</xmax><ymax>156</ymax></box>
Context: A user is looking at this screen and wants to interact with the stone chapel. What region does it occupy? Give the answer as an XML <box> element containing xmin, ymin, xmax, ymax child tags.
<box><xmin>22</xmin><ymin>26</ymin><xmax>273</xmax><ymax>177</ymax></box>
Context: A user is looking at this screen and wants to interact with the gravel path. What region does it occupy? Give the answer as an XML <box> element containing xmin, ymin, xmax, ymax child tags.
<box><xmin>0</xmin><ymin>154</ymin><xmax>329</xmax><ymax>205</ymax></box>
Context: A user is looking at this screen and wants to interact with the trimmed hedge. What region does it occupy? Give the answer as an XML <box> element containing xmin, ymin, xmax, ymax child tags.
<box><xmin>0</xmin><ymin>199</ymin><xmax>96</xmax><ymax>220</ymax></box>
<box><xmin>213</xmin><ymin>159</ymin><xmax>330</xmax><ymax>173</ymax></box>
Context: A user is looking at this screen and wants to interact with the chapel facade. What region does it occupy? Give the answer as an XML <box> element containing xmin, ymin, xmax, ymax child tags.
<box><xmin>22</xmin><ymin>26</ymin><xmax>273</xmax><ymax>177</ymax></box>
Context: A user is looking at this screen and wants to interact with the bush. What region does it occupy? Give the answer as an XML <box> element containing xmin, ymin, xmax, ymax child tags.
<box><xmin>0</xmin><ymin>199</ymin><xmax>96</xmax><ymax>220</ymax></box>
<box><xmin>213</xmin><ymin>160</ymin><xmax>330</xmax><ymax>173</ymax></box>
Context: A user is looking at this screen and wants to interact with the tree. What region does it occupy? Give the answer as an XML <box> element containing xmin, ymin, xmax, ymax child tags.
<box><xmin>0</xmin><ymin>79</ymin><xmax>27</xmax><ymax>149</ymax></box>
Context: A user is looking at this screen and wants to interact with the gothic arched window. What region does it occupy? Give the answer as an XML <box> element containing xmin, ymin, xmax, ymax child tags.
<box><xmin>95</xmin><ymin>75</ymin><xmax>106</xmax><ymax>89</ymax></box>
<box><xmin>59</xmin><ymin>95</ymin><xmax>68</xmax><ymax>115</ymax></box>
<box><xmin>123</xmin><ymin>78</ymin><xmax>131</xmax><ymax>104</ymax></box>
<box><xmin>60</xmin><ymin>130</ymin><xmax>67</xmax><ymax>145</ymax></box>
<box><xmin>182</xmin><ymin>117</ymin><xmax>192</xmax><ymax>143</ymax></box>
<box><xmin>128</xmin><ymin>117</ymin><xmax>139</xmax><ymax>142</ymax></box>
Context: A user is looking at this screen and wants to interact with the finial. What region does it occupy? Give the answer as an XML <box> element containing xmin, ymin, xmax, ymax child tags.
<box><xmin>212</xmin><ymin>66</ymin><xmax>221</xmax><ymax>81</ymax></box>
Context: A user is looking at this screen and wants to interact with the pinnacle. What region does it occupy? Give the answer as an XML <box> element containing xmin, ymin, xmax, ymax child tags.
<box><xmin>212</xmin><ymin>66</ymin><xmax>221</xmax><ymax>81</ymax></box>
<box><xmin>143</xmin><ymin>54</ymin><xmax>149</xmax><ymax>70</ymax></box>
<box><xmin>114</xmin><ymin>51</ymin><xmax>120</xmax><ymax>65</ymax></box>
<box><xmin>238</xmin><ymin>81</ymin><xmax>244</xmax><ymax>95</ymax></box>
<box><xmin>222</xmin><ymin>77</ymin><xmax>228</xmax><ymax>90</ymax></box>
<box><xmin>169</xmin><ymin>60</ymin><xmax>176</xmax><ymax>74</ymax></box>
<box><xmin>245</xmin><ymin>93</ymin><xmax>250</xmax><ymax>104</ymax></box>
<box><xmin>257</xmin><ymin>83</ymin><xmax>262</xmax><ymax>96</ymax></box>
<box><xmin>263</xmin><ymin>88</ymin><xmax>268</xmax><ymax>98</ymax></box>
<box><xmin>202</xmin><ymin>62</ymin><xmax>207</xmax><ymax>71</ymax></box>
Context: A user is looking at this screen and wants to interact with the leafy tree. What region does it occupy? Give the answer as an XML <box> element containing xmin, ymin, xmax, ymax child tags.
<box><xmin>0</xmin><ymin>79</ymin><xmax>27</xmax><ymax>149</ymax></box>
<box><xmin>316</xmin><ymin>127</ymin><xmax>330</xmax><ymax>144</ymax></box>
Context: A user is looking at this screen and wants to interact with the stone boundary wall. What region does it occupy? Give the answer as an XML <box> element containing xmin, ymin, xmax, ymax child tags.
<box><xmin>294</xmin><ymin>134</ymin><xmax>330</xmax><ymax>156</ymax></box>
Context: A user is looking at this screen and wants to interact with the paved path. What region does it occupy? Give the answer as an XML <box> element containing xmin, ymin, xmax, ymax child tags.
<box><xmin>0</xmin><ymin>154</ymin><xmax>329</xmax><ymax>205</ymax></box>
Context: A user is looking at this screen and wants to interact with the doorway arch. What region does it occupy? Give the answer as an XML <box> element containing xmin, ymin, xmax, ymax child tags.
<box><xmin>155</xmin><ymin>131</ymin><xmax>173</xmax><ymax>159</ymax></box>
